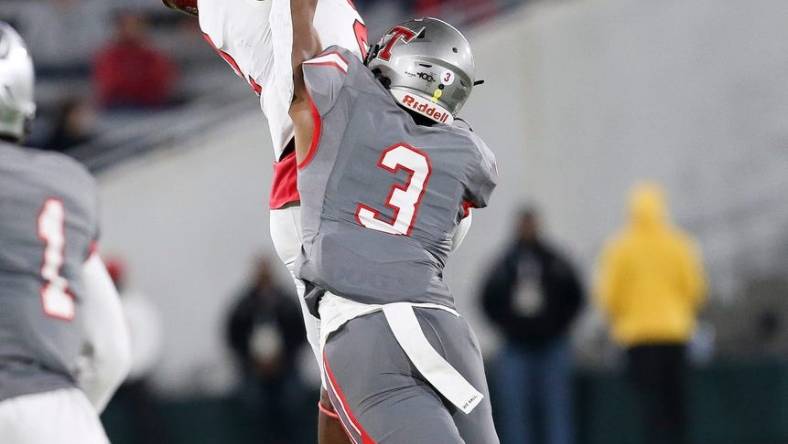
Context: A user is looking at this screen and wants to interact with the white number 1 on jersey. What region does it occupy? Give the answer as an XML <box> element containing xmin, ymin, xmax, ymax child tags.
<box><xmin>355</xmin><ymin>143</ymin><xmax>432</xmax><ymax>236</ymax></box>
<box><xmin>38</xmin><ymin>199</ymin><xmax>75</xmax><ymax>321</ymax></box>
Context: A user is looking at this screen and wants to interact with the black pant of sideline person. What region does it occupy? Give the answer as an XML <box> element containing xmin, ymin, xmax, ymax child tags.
<box><xmin>626</xmin><ymin>344</ymin><xmax>688</xmax><ymax>444</ymax></box>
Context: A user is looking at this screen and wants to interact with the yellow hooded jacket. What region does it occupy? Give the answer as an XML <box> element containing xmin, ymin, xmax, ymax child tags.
<box><xmin>596</xmin><ymin>184</ymin><xmax>707</xmax><ymax>347</ymax></box>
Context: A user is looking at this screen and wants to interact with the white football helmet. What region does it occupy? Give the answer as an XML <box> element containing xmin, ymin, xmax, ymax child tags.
<box><xmin>367</xmin><ymin>18</ymin><xmax>477</xmax><ymax>125</ymax></box>
<box><xmin>0</xmin><ymin>22</ymin><xmax>35</xmax><ymax>143</ymax></box>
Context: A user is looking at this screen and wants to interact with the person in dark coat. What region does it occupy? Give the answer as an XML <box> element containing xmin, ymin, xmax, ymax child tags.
<box><xmin>226</xmin><ymin>256</ymin><xmax>307</xmax><ymax>444</ymax></box>
<box><xmin>481</xmin><ymin>207</ymin><xmax>584</xmax><ymax>444</ymax></box>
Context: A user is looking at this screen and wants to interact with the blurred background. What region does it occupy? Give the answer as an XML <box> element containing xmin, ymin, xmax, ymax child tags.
<box><xmin>2</xmin><ymin>0</ymin><xmax>788</xmax><ymax>443</ymax></box>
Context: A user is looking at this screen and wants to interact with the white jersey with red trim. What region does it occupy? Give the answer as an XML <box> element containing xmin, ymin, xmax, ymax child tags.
<box><xmin>198</xmin><ymin>0</ymin><xmax>368</xmax><ymax>160</ymax></box>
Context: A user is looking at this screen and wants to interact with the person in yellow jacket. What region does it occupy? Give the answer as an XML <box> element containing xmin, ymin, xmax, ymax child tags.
<box><xmin>595</xmin><ymin>182</ymin><xmax>707</xmax><ymax>444</ymax></box>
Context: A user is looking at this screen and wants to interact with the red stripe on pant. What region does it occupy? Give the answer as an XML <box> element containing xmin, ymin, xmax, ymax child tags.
<box><xmin>323</xmin><ymin>352</ymin><xmax>377</xmax><ymax>444</ymax></box>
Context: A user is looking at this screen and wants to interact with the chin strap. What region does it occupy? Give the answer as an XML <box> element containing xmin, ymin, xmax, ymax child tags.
<box><xmin>318</xmin><ymin>400</ymin><xmax>340</xmax><ymax>420</ymax></box>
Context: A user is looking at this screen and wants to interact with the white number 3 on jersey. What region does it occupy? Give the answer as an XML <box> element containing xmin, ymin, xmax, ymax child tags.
<box><xmin>355</xmin><ymin>144</ymin><xmax>432</xmax><ymax>236</ymax></box>
<box><xmin>38</xmin><ymin>199</ymin><xmax>76</xmax><ymax>321</ymax></box>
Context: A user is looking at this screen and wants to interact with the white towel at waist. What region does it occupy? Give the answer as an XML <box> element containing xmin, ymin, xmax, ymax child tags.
<box><xmin>319</xmin><ymin>292</ymin><xmax>483</xmax><ymax>414</ymax></box>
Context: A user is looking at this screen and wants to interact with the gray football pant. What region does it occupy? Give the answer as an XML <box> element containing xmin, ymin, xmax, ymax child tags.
<box><xmin>323</xmin><ymin>308</ymin><xmax>500</xmax><ymax>444</ymax></box>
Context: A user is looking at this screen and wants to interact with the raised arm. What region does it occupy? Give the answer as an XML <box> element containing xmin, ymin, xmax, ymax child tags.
<box><xmin>288</xmin><ymin>4</ymin><xmax>352</xmax><ymax>442</ymax></box>
<box><xmin>291</xmin><ymin>0</ymin><xmax>321</xmax><ymax>86</ymax></box>
<box><xmin>289</xmin><ymin>0</ymin><xmax>322</xmax><ymax>165</ymax></box>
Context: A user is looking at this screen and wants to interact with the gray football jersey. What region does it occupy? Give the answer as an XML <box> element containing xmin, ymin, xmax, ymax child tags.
<box><xmin>0</xmin><ymin>142</ymin><xmax>99</xmax><ymax>402</ymax></box>
<box><xmin>296</xmin><ymin>47</ymin><xmax>497</xmax><ymax>313</ymax></box>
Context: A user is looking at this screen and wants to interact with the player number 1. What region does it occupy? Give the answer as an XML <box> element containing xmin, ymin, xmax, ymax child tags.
<box><xmin>38</xmin><ymin>199</ymin><xmax>75</xmax><ymax>321</ymax></box>
<box><xmin>355</xmin><ymin>144</ymin><xmax>432</xmax><ymax>236</ymax></box>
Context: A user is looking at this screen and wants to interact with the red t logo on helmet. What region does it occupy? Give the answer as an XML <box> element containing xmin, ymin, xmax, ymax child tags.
<box><xmin>377</xmin><ymin>26</ymin><xmax>419</xmax><ymax>61</ymax></box>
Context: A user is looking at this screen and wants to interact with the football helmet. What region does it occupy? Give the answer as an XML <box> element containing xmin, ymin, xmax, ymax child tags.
<box><xmin>367</xmin><ymin>17</ymin><xmax>476</xmax><ymax>125</ymax></box>
<box><xmin>162</xmin><ymin>0</ymin><xmax>198</xmax><ymax>16</ymax></box>
<box><xmin>0</xmin><ymin>22</ymin><xmax>35</xmax><ymax>143</ymax></box>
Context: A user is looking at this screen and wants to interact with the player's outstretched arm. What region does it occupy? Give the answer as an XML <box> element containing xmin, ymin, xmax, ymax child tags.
<box><xmin>290</xmin><ymin>0</ymin><xmax>321</xmax><ymax>75</ymax></box>
<box><xmin>77</xmin><ymin>252</ymin><xmax>132</xmax><ymax>413</ymax></box>
<box><xmin>288</xmin><ymin>3</ymin><xmax>351</xmax><ymax>442</ymax></box>
<box><xmin>289</xmin><ymin>0</ymin><xmax>321</xmax><ymax>165</ymax></box>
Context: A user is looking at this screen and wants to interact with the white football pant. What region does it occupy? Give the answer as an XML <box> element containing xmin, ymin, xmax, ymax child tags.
<box><xmin>0</xmin><ymin>388</ymin><xmax>109</xmax><ymax>444</ymax></box>
<box><xmin>270</xmin><ymin>206</ymin><xmax>323</xmax><ymax>370</ymax></box>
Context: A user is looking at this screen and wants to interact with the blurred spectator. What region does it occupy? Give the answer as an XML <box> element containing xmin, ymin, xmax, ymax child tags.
<box><xmin>105</xmin><ymin>257</ymin><xmax>168</xmax><ymax>443</ymax></box>
<box><xmin>482</xmin><ymin>207</ymin><xmax>584</xmax><ymax>444</ymax></box>
<box><xmin>44</xmin><ymin>97</ymin><xmax>97</xmax><ymax>153</ymax></box>
<box><xmin>226</xmin><ymin>256</ymin><xmax>307</xmax><ymax>444</ymax></box>
<box><xmin>17</xmin><ymin>0</ymin><xmax>110</xmax><ymax>72</ymax></box>
<box><xmin>595</xmin><ymin>183</ymin><xmax>707</xmax><ymax>444</ymax></box>
<box><xmin>93</xmin><ymin>12</ymin><xmax>178</xmax><ymax>109</ymax></box>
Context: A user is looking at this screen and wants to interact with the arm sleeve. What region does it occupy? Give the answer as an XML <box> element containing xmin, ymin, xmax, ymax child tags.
<box><xmin>464</xmin><ymin>134</ymin><xmax>498</xmax><ymax>209</ymax></box>
<box><xmin>301</xmin><ymin>46</ymin><xmax>353</xmax><ymax>115</ymax></box>
<box><xmin>78</xmin><ymin>253</ymin><xmax>132</xmax><ymax>413</ymax></box>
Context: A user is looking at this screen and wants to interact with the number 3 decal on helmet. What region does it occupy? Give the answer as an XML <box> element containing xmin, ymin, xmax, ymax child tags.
<box><xmin>442</xmin><ymin>70</ymin><xmax>455</xmax><ymax>86</ymax></box>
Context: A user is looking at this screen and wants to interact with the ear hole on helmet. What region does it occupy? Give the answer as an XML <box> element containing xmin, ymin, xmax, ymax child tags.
<box><xmin>417</xmin><ymin>30</ymin><xmax>426</xmax><ymax>39</ymax></box>
<box><xmin>452</xmin><ymin>47</ymin><xmax>459</xmax><ymax>53</ymax></box>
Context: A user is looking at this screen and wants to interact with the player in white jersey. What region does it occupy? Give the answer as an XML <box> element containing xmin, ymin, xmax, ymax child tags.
<box><xmin>162</xmin><ymin>1</ymin><xmax>370</xmax><ymax>441</ymax></box>
<box><xmin>164</xmin><ymin>0</ymin><xmax>367</xmax><ymax>359</ymax></box>
<box><xmin>0</xmin><ymin>22</ymin><xmax>131</xmax><ymax>444</ymax></box>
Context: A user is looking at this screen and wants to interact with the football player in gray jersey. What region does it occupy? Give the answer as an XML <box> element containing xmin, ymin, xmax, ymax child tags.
<box><xmin>0</xmin><ymin>22</ymin><xmax>131</xmax><ymax>444</ymax></box>
<box><xmin>289</xmin><ymin>2</ymin><xmax>499</xmax><ymax>442</ymax></box>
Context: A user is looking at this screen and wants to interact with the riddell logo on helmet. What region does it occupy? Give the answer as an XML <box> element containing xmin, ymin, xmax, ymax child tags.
<box><xmin>400</xmin><ymin>94</ymin><xmax>452</xmax><ymax>124</ymax></box>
